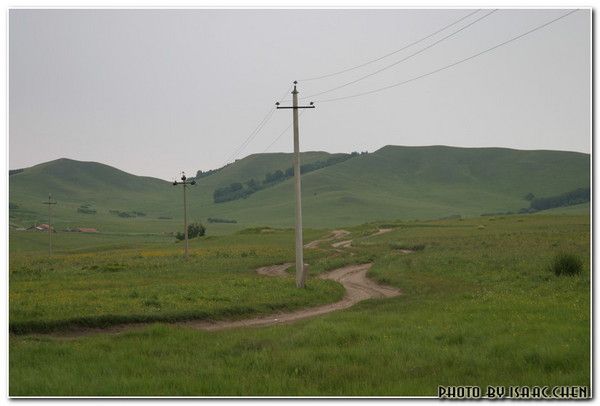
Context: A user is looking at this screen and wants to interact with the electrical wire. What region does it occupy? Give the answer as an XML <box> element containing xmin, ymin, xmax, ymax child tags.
<box><xmin>223</xmin><ymin>85</ymin><xmax>293</xmax><ymax>164</ymax></box>
<box><xmin>302</xmin><ymin>9</ymin><xmax>497</xmax><ymax>101</ymax></box>
<box><xmin>316</xmin><ymin>9</ymin><xmax>579</xmax><ymax>104</ymax></box>
<box><xmin>263</xmin><ymin>111</ymin><xmax>305</xmax><ymax>153</ymax></box>
<box><xmin>223</xmin><ymin>107</ymin><xmax>275</xmax><ymax>164</ymax></box>
<box><xmin>299</xmin><ymin>9</ymin><xmax>481</xmax><ymax>82</ymax></box>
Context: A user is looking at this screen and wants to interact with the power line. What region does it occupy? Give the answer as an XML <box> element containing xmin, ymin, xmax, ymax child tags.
<box><xmin>302</xmin><ymin>9</ymin><xmax>497</xmax><ymax>100</ymax></box>
<box><xmin>223</xmin><ymin>85</ymin><xmax>293</xmax><ymax>164</ymax></box>
<box><xmin>299</xmin><ymin>9</ymin><xmax>481</xmax><ymax>82</ymax></box>
<box><xmin>262</xmin><ymin>111</ymin><xmax>305</xmax><ymax>153</ymax></box>
<box><xmin>224</xmin><ymin>107</ymin><xmax>275</xmax><ymax>163</ymax></box>
<box><xmin>316</xmin><ymin>9</ymin><xmax>579</xmax><ymax>104</ymax></box>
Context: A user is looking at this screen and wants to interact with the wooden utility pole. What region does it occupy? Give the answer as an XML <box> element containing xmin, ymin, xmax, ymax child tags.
<box><xmin>172</xmin><ymin>172</ymin><xmax>196</xmax><ymax>258</ymax></box>
<box><xmin>42</xmin><ymin>193</ymin><xmax>57</xmax><ymax>256</ymax></box>
<box><xmin>276</xmin><ymin>81</ymin><xmax>315</xmax><ymax>288</ymax></box>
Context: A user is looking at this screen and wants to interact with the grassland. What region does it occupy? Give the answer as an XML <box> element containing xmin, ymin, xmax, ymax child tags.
<box><xmin>9</xmin><ymin>228</ymin><xmax>343</xmax><ymax>334</ymax></box>
<box><xmin>9</xmin><ymin>213</ymin><xmax>590</xmax><ymax>396</ymax></box>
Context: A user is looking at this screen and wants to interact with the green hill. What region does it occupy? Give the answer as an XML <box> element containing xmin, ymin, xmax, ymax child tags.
<box><xmin>9</xmin><ymin>146</ymin><xmax>590</xmax><ymax>233</ymax></box>
<box><xmin>8</xmin><ymin>152</ymin><xmax>346</xmax><ymax>233</ymax></box>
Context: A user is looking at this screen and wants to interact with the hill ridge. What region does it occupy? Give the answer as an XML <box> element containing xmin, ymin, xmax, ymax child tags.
<box><xmin>9</xmin><ymin>146</ymin><xmax>590</xmax><ymax>231</ymax></box>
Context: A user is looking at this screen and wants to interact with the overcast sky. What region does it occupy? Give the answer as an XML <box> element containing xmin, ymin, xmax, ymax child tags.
<box><xmin>9</xmin><ymin>8</ymin><xmax>590</xmax><ymax>180</ymax></box>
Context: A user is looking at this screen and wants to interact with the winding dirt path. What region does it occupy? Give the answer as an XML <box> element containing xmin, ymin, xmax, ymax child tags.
<box><xmin>183</xmin><ymin>263</ymin><xmax>401</xmax><ymax>331</ymax></box>
<box><xmin>331</xmin><ymin>239</ymin><xmax>352</xmax><ymax>248</ymax></box>
<box><xmin>40</xmin><ymin>263</ymin><xmax>401</xmax><ymax>339</ymax></box>
<box><xmin>24</xmin><ymin>228</ymin><xmax>403</xmax><ymax>339</ymax></box>
<box><xmin>304</xmin><ymin>229</ymin><xmax>350</xmax><ymax>249</ymax></box>
<box><xmin>372</xmin><ymin>228</ymin><xmax>393</xmax><ymax>236</ymax></box>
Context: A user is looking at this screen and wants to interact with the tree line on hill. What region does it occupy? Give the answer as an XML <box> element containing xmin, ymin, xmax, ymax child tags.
<box><xmin>528</xmin><ymin>187</ymin><xmax>589</xmax><ymax>211</ymax></box>
<box><xmin>481</xmin><ymin>187</ymin><xmax>589</xmax><ymax>216</ymax></box>
<box><xmin>213</xmin><ymin>152</ymin><xmax>366</xmax><ymax>204</ymax></box>
<box><xmin>9</xmin><ymin>169</ymin><xmax>24</xmax><ymax>176</ymax></box>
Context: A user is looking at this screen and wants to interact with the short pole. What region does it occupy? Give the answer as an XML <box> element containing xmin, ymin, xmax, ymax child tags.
<box><xmin>42</xmin><ymin>194</ymin><xmax>57</xmax><ymax>256</ymax></box>
<box><xmin>172</xmin><ymin>172</ymin><xmax>196</xmax><ymax>259</ymax></box>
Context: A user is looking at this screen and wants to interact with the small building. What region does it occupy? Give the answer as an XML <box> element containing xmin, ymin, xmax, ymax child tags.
<box><xmin>27</xmin><ymin>223</ymin><xmax>55</xmax><ymax>232</ymax></box>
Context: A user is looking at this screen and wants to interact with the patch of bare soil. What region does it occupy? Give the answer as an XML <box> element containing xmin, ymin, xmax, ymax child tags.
<box><xmin>255</xmin><ymin>263</ymin><xmax>292</xmax><ymax>277</ymax></box>
<box><xmin>372</xmin><ymin>228</ymin><xmax>392</xmax><ymax>236</ymax></box>
<box><xmin>304</xmin><ymin>229</ymin><xmax>350</xmax><ymax>249</ymax></box>
<box><xmin>331</xmin><ymin>240</ymin><xmax>352</xmax><ymax>248</ymax></box>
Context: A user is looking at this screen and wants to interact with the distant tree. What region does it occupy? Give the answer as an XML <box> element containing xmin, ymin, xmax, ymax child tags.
<box><xmin>246</xmin><ymin>179</ymin><xmax>260</xmax><ymax>191</ymax></box>
<box><xmin>175</xmin><ymin>222</ymin><xmax>206</xmax><ymax>241</ymax></box>
<box><xmin>530</xmin><ymin>188</ymin><xmax>590</xmax><ymax>211</ymax></box>
<box><xmin>196</xmin><ymin>168</ymin><xmax>222</xmax><ymax>179</ymax></box>
<box><xmin>524</xmin><ymin>192</ymin><xmax>535</xmax><ymax>201</ymax></box>
<box><xmin>188</xmin><ymin>222</ymin><xmax>206</xmax><ymax>239</ymax></box>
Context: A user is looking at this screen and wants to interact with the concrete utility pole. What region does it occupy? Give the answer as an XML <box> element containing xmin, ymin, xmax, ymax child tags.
<box><xmin>276</xmin><ymin>81</ymin><xmax>315</xmax><ymax>288</ymax></box>
<box><xmin>172</xmin><ymin>172</ymin><xmax>196</xmax><ymax>258</ymax></box>
<box><xmin>42</xmin><ymin>193</ymin><xmax>57</xmax><ymax>256</ymax></box>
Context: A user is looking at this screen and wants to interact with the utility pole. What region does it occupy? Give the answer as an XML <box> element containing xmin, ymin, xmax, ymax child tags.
<box><xmin>276</xmin><ymin>81</ymin><xmax>315</xmax><ymax>288</ymax></box>
<box><xmin>172</xmin><ymin>172</ymin><xmax>196</xmax><ymax>258</ymax></box>
<box><xmin>42</xmin><ymin>193</ymin><xmax>57</xmax><ymax>256</ymax></box>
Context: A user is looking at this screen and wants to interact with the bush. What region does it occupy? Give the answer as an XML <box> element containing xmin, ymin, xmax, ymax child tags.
<box><xmin>175</xmin><ymin>222</ymin><xmax>206</xmax><ymax>241</ymax></box>
<box><xmin>207</xmin><ymin>217</ymin><xmax>237</xmax><ymax>224</ymax></box>
<box><xmin>549</xmin><ymin>253</ymin><xmax>583</xmax><ymax>276</ymax></box>
<box><xmin>389</xmin><ymin>242</ymin><xmax>425</xmax><ymax>251</ymax></box>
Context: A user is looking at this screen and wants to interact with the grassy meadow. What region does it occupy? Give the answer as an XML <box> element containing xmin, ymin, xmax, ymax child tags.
<box><xmin>9</xmin><ymin>212</ymin><xmax>590</xmax><ymax>396</ymax></box>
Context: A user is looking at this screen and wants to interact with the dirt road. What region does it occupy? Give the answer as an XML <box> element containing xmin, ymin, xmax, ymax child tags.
<box><xmin>28</xmin><ymin>228</ymin><xmax>403</xmax><ymax>339</ymax></box>
<box><xmin>372</xmin><ymin>228</ymin><xmax>392</xmax><ymax>236</ymax></box>
<box><xmin>36</xmin><ymin>263</ymin><xmax>401</xmax><ymax>339</ymax></box>
<box><xmin>304</xmin><ymin>229</ymin><xmax>350</xmax><ymax>248</ymax></box>
<box><xmin>182</xmin><ymin>263</ymin><xmax>401</xmax><ymax>331</ymax></box>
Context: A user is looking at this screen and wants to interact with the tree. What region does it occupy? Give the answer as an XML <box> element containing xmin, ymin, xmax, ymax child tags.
<box><xmin>187</xmin><ymin>222</ymin><xmax>206</xmax><ymax>239</ymax></box>
<box><xmin>175</xmin><ymin>222</ymin><xmax>206</xmax><ymax>241</ymax></box>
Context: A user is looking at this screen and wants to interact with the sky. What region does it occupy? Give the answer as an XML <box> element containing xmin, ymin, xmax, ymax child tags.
<box><xmin>9</xmin><ymin>8</ymin><xmax>590</xmax><ymax>180</ymax></box>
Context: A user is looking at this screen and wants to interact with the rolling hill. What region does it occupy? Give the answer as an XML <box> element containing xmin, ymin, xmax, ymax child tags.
<box><xmin>9</xmin><ymin>146</ymin><xmax>590</xmax><ymax>233</ymax></box>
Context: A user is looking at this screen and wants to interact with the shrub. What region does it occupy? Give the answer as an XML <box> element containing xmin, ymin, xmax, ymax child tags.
<box><xmin>389</xmin><ymin>242</ymin><xmax>425</xmax><ymax>251</ymax></box>
<box><xmin>207</xmin><ymin>217</ymin><xmax>237</xmax><ymax>224</ymax></box>
<box><xmin>549</xmin><ymin>253</ymin><xmax>583</xmax><ymax>276</ymax></box>
<box><xmin>175</xmin><ymin>222</ymin><xmax>206</xmax><ymax>241</ymax></box>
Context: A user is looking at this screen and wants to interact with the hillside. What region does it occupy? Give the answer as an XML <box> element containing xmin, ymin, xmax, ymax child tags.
<box><xmin>189</xmin><ymin>145</ymin><xmax>590</xmax><ymax>228</ymax></box>
<box><xmin>9</xmin><ymin>146</ymin><xmax>590</xmax><ymax>233</ymax></box>
<box><xmin>8</xmin><ymin>152</ymin><xmax>348</xmax><ymax>233</ymax></box>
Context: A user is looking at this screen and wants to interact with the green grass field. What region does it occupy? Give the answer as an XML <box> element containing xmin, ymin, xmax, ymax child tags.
<box><xmin>9</xmin><ymin>213</ymin><xmax>590</xmax><ymax>396</ymax></box>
